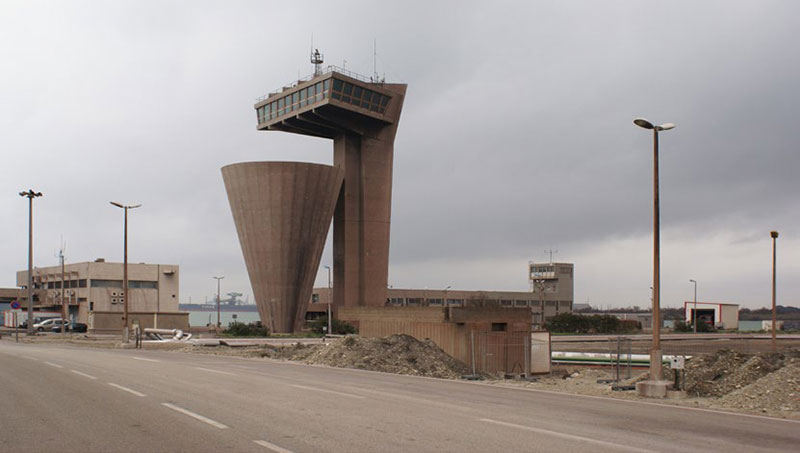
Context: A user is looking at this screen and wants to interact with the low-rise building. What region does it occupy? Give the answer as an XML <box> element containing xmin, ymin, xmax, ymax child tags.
<box><xmin>16</xmin><ymin>259</ymin><xmax>184</xmax><ymax>330</ymax></box>
<box><xmin>684</xmin><ymin>301</ymin><xmax>739</xmax><ymax>330</ymax></box>
<box><xmin>308</xmin><ymin>286</ymin><xmax>572</xmax><ymax>329</ymax></box>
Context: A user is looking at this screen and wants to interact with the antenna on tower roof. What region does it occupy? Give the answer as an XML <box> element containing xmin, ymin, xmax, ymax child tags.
<box><xmin>371</xmin><ymin>39</ymin><xmax>385</xmax><ymax>84</ymax></box>
<box><xmin>545</xmin><ymin>248</ymin><xmax>558</xmax><ymax>264</ymax></box>
<box><xmin>310</xmin><ymin>35</ymin><xmax>324</xmax><ymax>77</ymax></box>
<box><xmin>310</xmin><ymin>33</ymin><xmax>324</xmax><ymax>76</ymax></box>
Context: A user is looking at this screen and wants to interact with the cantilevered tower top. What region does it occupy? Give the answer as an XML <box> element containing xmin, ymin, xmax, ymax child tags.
<box><xmin>254</xmin><ymin>66</ymin><xmax>404</xmax><ymax>138</ymax></box>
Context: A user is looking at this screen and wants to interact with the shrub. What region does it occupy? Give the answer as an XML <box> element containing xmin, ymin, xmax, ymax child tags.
<box><xmin>545</xmin><ymin>313</ymin><xmax>641</xmax><ymax>334</ymax></box>
<box><xmin>310</xmin><ymin>316</ymin><xmax>358</xmax><ymax>335</ymax></box>
<box><xmin>223</xmin><ymin>322</ymin><xmax>269</xmax><ymax>337</ymax></box>
<box><xmin>674</xmin><ymin>320</ymin><xmax>715</xmax><ymax>333</ymax></box>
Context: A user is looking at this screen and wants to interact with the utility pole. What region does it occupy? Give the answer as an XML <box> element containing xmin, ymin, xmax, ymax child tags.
<box><xmin>213</xmin><ymin>276</ymin><xmax>224</xmax><ymax>329</ymax></box>
<box><xmin>689</xmin><ymin>279</ymin><xmax>697</xmax><ymax>334</ymax></box>
<box><xmin>770</xmin><ymin>231</ymin><xmax>778</xmax><ymax>351</ymax></box>
<box><xmin>20</xmin><ymin>189</ymin><xmax>42</xmax><ymax>335</ymax></box>
<box><xmin>110</xmin><ymin>202</ymin><xmax>141</xmax><ymax>343</ymax></box>
<box><xmin>634</xmin><ymin>118</ymin><xmax>675</xmax><ymax>388</ymax></box>
<box><xmin>60</xmin><ymin>245</ymin><xmax>66</xmax><ymax>336</ymax></box>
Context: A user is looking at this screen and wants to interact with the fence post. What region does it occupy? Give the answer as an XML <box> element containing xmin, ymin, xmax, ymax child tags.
<box><xmin>524</xmin><ymin>335</ymin><xmax>530</xmax><ymax>377</ymax></box>
<box><xmin>471</xmin><ymin>330</ymin><xmax>476</xmax><ymax>376</ymax></box>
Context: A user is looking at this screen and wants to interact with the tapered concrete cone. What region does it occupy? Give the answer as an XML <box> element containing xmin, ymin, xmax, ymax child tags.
<box><xmin>222</xmin><ymin>162</ymin><xmax>344</xmax><ymax>333</ymax></box>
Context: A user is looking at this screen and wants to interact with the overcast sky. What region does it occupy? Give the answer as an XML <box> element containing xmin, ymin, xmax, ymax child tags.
<box><xmin>1</xmin><ymin>1</ymin><xmax>798</xmax><ymax>309</ymax></box>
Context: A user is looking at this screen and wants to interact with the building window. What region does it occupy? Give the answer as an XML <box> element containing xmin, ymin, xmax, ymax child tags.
<box><xmin>514</xmin><ymin>300</ymin><xmax>529</xmax><ymax>307</ymax></box>
<box><xmin>500</xmin><ymin>299</ymin><xmax>513</xmax><ymax>307</ymax></box>
<box><xmin>129</xmin><ymin>281</ymin><xmax>157</xmax><ymax>289</ymax></box>
<box><xmin>89</xmin><ymin>302</ymin><xmax>94</xmax><ymax>311</ymax></box>
<box><xmin>407</xmin><ymin>298</ymin><xmax>423</xmax><ymax>305</ymax></box>
<box><xmin>329</xmin><ymin>78</ymin><xmax>391</xmax><ymax>114</ymax></box>
<box><xmin>91</xmin><ymin>280</ymin><xmax>122</xmax><ymax>288</ymax></box>
<box><xmin>311</xmin><ymin>293</ymin><xmax>319</xmax><ymax>303</ymax></box>
<box><xmin>427</xmin><ymin>298</ymin><xmax>443</xmax><ymax>306</ymax></box>
<box><xmin>491</xmin><ymin>323</ymin><xmax>507</xmax><ymax>332</ymax></box>
<box><xmin>446</xmin><ymin>299</ymin><xmax>463</xmax><ymax>306</ymax></box>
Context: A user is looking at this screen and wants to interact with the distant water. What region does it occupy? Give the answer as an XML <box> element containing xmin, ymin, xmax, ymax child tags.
<box><xmin>738</xmin><ymin>320</ymin><xmax>764</xmax><ymax>331</ymax></box>
<box><xmin>187</xmin><ymin>310</ymin><xmax>262</xmax><ymax>327</ymax></box>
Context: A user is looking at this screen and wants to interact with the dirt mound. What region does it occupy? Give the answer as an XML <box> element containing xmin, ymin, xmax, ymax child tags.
<box><xmin>260</xmin><ymin>334</ymin><xmax>472</xmax><ymax>379</ymax></box>
<box><xmin>716</xmin><ymin>358</ymin><xmax>799</xmax><ymax>415</ymax></box>
<box><xmin>680</xmin><ymin>349</ymin><xmax>789</xmax><ymax>397</ymax></box>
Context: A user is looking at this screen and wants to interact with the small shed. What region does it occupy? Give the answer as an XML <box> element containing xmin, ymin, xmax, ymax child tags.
<box><xmin>338</xmin><ymin>306</ymin><xmax>538</xmax><ymax>375</ymax></box>
<box><xmin>684</xmin><ymin>302</ymin><xmax>739</xmax><ymax>329</ymax></box>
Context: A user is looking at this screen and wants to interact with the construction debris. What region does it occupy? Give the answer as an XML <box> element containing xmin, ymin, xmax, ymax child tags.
<box><xmin>186</xmin><ymin>334</ymin><xmax>473</xmax><ymax>379</ymax></box>
<box><xmin>676</xmin><ymin>349</ymin><xmax>795</xmax><ymax>398</ymax></box>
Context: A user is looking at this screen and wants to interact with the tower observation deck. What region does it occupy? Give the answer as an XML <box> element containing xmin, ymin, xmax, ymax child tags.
<box><xmin>254</xmin><ymin>65</ymin><xmax>407</xmax><ymax>313</ymax></box>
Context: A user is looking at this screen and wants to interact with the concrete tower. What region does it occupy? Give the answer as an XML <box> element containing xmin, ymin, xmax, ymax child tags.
<box><xmin>222</xmin><ymin>162</ymin><xmax>343</xmax><ymax>333</ymax></box>
<box><xmin>253</xmin><ymin>66</ymin><xmax>407</xmax><ymax>314</ymax></box>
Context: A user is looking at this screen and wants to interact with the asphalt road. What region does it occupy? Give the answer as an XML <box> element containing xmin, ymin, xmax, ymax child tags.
<box><xmin>0</xmin><ymin>340</ymin><xmax>797</xmax><ymax>452</ymax></box>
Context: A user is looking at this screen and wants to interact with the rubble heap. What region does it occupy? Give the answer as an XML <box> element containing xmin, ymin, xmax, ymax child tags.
<box><xmin>679</xmin><ymin>349</ymin><xmax>791</xmax><ymax>397</ymax></box>
<box><xmin>265</xmin><ymin>334</ymin><xmax>472</xmax><ymax>379</ymax></box>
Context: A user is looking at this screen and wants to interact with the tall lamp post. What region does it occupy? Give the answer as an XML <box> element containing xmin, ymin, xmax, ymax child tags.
<box><xmin>324</xmin><ymin>266</ymin><xmax>332</xmax><ymax>335</ymax></box>
<box><xmin>689</xmin><ymin>279</ymin><xmax>697</xmax><ymax>333</ymax></box>
<box><xmin>20</xmin><ymin>189</ymin><xmax>42</xmax><ymax>335</ymax></box>
<box><xmin>770</xmin><ymin>231</ymin><xmax>778</xmax><ymax>351</ymax></box>
<box><xmin>213</xmin><ymin>276</ymin><xmax>224</xmax><ymax>328</ymax></box>
<box><xmin>634</xmin><ymin>118</ymin><xmax>675</xmax><ymax>383</ymax></box>
<box><xmin>110</xmin><ymin>202</ymin><xmax>141</xmax><ymax>343</ymax></box>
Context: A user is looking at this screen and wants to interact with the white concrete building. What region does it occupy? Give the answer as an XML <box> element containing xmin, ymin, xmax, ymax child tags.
<box><xmin>684</xmin><ymin>301</ymin><xmax>739</xmax><ymax>330</ymax></box>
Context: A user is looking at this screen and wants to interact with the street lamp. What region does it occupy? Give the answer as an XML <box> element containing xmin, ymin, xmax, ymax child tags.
<box><xmin>770</xmin><ymin>231</ymin><xmax>778</xmax><ymax>351</ymax></box>
<box><xmin>324</xmin><ymin>265</ymin><xmax>332</xmax><ymax>335</ymax></box>
<box><xmin>110</xmin><ymin>201</ymin><xmax>141</xmax><ymax>342</ymax></box>
<box><xmin>213</xmin><ymin>276</ymin><xmax>224</xmax><ymax>328</ymax></box>
<box><xmin>689</xmin><ymin>279</ymin><xmax>697</xmax><ymax>333</ymax></box>
<box><xmin>634</xmin><ymin>117</ymin><xmax>675</xmax><ymax>383</ymax></box>
<box><xmin>19</xmin><ymin>189</ymin><xmax>42</xmax><ymax>335</ymax></box>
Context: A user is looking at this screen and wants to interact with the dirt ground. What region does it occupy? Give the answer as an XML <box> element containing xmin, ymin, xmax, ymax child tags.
<box><xmin>492</xmin><ymin>349</ymin><xmax>800</xmax><ymax>420</ymax></box>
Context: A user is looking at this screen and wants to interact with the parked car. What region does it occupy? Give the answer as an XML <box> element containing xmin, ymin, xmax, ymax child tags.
<box><xmin>52</xmin><ymin>323</ymin><xmax>88</xmax><ymax>333</ymax></box>
<box><xmin>20</xmin><ymin>317</ymin><xmax>46</xmax><ymax>329</ymax></box>
<box><xmin>33</xmin><ymin>318</ymin><xmax>67</xmax><ymax>332</ymax></box>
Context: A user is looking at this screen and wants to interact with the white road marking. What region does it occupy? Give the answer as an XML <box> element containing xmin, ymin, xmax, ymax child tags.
<box><xmin>254</xmin><ymin>439</ymin><xmax>294</xmax><ymax>453</ymax></box>
<box><xmin>161</xmin><ymin>403</ymin><xmax>228</xmax><ymax>429</ymax></box>
<box><xmin>44</xmin><ymin>361</ymin><xmax>63</xmax><ymax>368</ymax></box>
<box><xmin>479</xmin><ymin>418</ymin><xmax>653</xmax><ymax>453</ymax></box>
<box><xmin>70</xmin><ymin>370</ymin><xmax>97</xmax><ymax>380</ymax></box>
<box><xmin>108</xmin><ymin>383</ymin><xmax>146</xmax><ymax>397</ymax></box>
<box><xmin>194</xmin><ymin>367</ymin><xmax>237</xmax><ymax>376</ymax></box>
<box><xmin>132</xmin><ymin>356</ymin><xmax>160</xmax><ymax>362</ymax></box>
<box><xmin>290</xmin><ymin>384</ymin><xmax>365</xmax><ymax>399</ymax></box>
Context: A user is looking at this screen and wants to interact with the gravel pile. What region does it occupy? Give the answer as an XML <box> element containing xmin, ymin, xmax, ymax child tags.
<box><xmin>186</xmin><ymin>334</ymin><xmax>473</xmax><ymax>379</ymax></box>
<box><xmin>679</xmin><ymin>349</ymin><xmax>789</xmax><ymax>397</ymax></box>
<box><xmin>278</xmin><ymin>334</ymin><xmax>473</xmax><ymax>379</ymax></box>
<box><xmin>716</xmin><ymin>359</ymin><xmax>799</xmax><ymax>415</ymax></box>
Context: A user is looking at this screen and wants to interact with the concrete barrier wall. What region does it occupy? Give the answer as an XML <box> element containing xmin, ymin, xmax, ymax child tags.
<box><xmin>89</xmin><ymin>311</ymin><xmax>189</xmax><ymax>333</ymax></box>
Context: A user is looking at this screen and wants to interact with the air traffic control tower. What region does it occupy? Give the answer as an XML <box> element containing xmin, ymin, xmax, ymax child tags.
<box><xmin>244</xmin><ymin>52</ymin><xmax>406</xmax><ymax>328</ymax></box>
